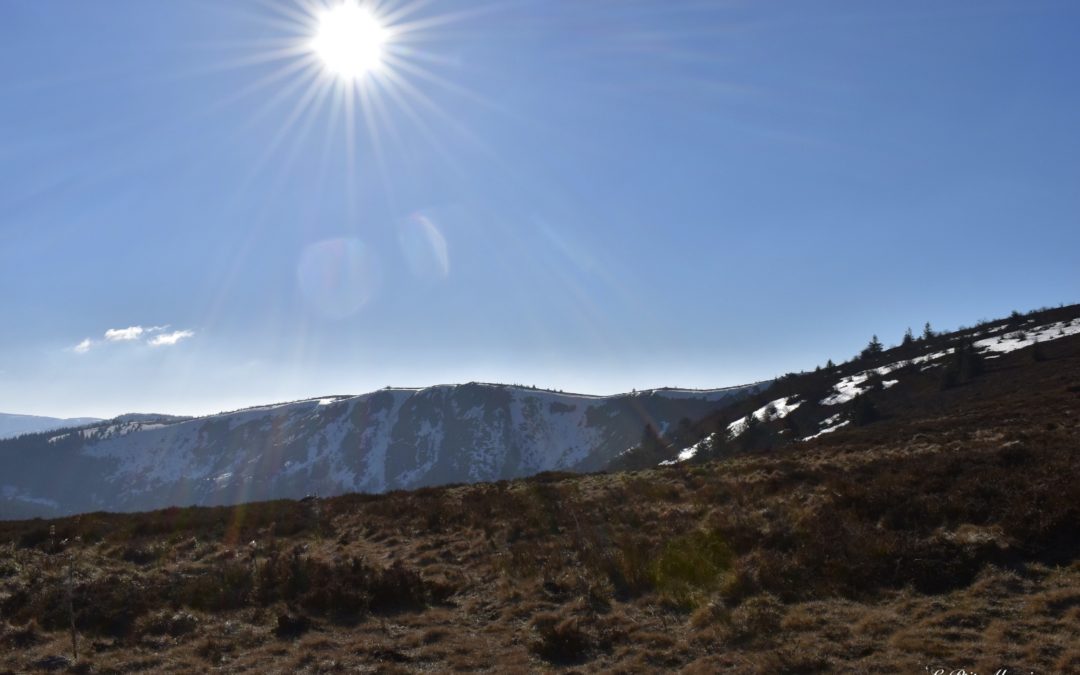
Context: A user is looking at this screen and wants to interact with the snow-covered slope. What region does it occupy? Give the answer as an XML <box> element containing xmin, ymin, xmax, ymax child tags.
<box><xmin>0</xmin><ymin>413</ymin><xmax>101</xmax><ymax>440</ymax></box>
<box><xmin>0</xmin><ymin>382</ymin><xmax>763</xmax><ymax>518</ymax></box>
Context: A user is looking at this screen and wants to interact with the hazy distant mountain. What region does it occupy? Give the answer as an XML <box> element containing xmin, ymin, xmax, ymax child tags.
<box><xmin>0</xmin><ymin>413</ymin><xmax>102</xmax><ymax>440</ymax></box>
<box><xmin>0</xmin><ymin>383</ymin><xmax>763</xmax><ymax>518</ymax></box>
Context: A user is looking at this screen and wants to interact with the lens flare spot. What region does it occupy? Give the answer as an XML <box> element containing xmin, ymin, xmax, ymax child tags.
<box><xmin>297</xmin><ymin>238</ymin><xmax>380</xmax><ymax>318</ymax></box>
<box><xmin>399</xmin><ymin>214</ymin><xmax>449</xmax><ymax>281</ymax></box>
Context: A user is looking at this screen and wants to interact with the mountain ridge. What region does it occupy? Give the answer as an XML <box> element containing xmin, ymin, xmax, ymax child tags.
<box><xmin>0</xmin><ymin>382</ymin><xmax>766</xmax><ymax>519</ymax></box>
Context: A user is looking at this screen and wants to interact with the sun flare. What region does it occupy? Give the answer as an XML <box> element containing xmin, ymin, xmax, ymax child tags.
<box><xmin>311</xmin><ymin>2</ymin><xmax>389</xmax><ymax>80</ymax></box>
<box><xmin>212</xmin><ymin>0</ymin><xmax>477</xmax><ymax>194</ymax></box>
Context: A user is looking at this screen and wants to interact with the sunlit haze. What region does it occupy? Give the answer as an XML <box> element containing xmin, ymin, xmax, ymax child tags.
<box><xmin>1</xmin><ymin>1</ymin><xmax>1078</xmax><ymax>419</ymax></box>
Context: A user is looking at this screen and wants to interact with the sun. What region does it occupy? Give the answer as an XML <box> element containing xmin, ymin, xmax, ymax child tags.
<box><xmin>214</xmin><ymin>0</ymin><xmax>478</xmax><ymax>191</ymax></box>
<box><xmin>311</xmin><ymin>2</ymin><xmax>390</xmax><ymax>80</ymax></box>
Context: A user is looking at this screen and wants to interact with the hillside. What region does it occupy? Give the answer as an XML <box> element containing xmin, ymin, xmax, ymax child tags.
<box><xmin>1</xmin><ymin>305</ymin><xmax>1078</xmax><ymax>672</ymax></box>
<box><xmin>614</xmin><ymin>303</ymin><xmax>1080</xmax><ymax>469</ymax></box>
<box><xmin>0</xmin><ymin>384</ymin><xmax>762</xmax><ymax>519</ymax></box>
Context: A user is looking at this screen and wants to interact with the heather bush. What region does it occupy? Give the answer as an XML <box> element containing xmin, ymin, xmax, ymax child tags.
<box><xmin>529</xmin><ymin>613</ymin><xmax>591</xmax><ymax>664</ymax></box>
<box><xmin>651</xmin><ymin>529</ymin><xmax>733</xmax><ymax>609</ymax></box>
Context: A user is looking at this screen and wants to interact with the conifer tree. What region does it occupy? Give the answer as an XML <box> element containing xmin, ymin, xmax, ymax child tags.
<box><xmin>861</xmin><ymin>335</ymin><xmax>884</xmax><ymax>359</ymax></box>
<box><xmin>902</xmin><ymin>327</ymin><xmax>914</xmax><ymax>346</ymax></box>
<box><xmin>922</xmin><ymin>322</ymin><xmax>935</xmax><ymax>340</ymax></box>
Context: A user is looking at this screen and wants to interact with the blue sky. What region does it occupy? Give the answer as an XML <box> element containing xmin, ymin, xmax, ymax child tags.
<box><xmin>1</xmin><ymin>0</ymin><xmax>1078</xmax><ymax>418</ymax></box>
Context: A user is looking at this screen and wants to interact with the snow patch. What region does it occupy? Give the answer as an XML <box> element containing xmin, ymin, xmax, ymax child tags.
<box><xmin>803</xmin><ymin>420</ymin><xmax>849</xmax><ymax>441</ymax></box>
<box><xmin>660</xmin><ymin>433</ymin><xmax>718</xmax><ymax>465</ymax></box>
<box><xmin>728</xmin><ymin>397</ymin><xmax>802</xmax><ymax>437</ymax></box>
<box><xmin>974</xmin><ymin>319</ymin><xmax>1080</xmax><ymax>355</ymax></box>
<box><xmin>821</xmin><ymin>350</ymin><xmax>954</xmax><ymax>406</ymax></box>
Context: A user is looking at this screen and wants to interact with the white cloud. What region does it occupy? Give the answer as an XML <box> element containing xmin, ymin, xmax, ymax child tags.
<box><xmin>148</xmin><ymin>330</ymin><xmax>194</xmax><ymax>347</ymax></box>
<box><xmin>104</xmin><ymin>326</ymin><xmax>145</xmax><ymax>342</ymax></box>
<box><xmin>70</xmin><ymin>325</ymin><xmax>191</xmax><ymax>353</ymax></box>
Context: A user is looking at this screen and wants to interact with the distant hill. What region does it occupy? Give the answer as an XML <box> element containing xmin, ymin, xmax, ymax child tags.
<box><xmin>0</xmin><ymin>384</ymin><xmax>763</xmax><ymax>518</ymax></box>
<box><xmin>0</xmin><ymin>413</ymin><xmax>101</xmax><ymax>440</ymax></box>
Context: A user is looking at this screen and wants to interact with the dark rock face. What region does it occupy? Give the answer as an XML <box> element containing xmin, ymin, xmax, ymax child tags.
<box><xmin>0</xmin><ymin>383</ymin><xmax>763</xmax><ymax>518</ymax></box>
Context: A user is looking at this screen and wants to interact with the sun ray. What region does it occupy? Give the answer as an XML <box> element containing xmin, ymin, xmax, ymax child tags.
<box><xmin>378</xmin><ymin>0</ymin><xmax>439</xmax><ymax>26</ymax></box>
<box><xmin>364</xmin><ymin>75</ymin><xmax>406</xmax><ymax>162</ymax></box>
<box><xmin>250</xmin><ymin>0</ymin><xmax>321</xmax><ymax>28</ymax></box>
<box><xmin>241</xmin><ymin>66</ymin><xmax>336</xmax><ymax>187</ymax></box>
<box><xmin>374</xmin><ymin>68</ymin><xmax>465</xmax><ymax>174</ymax></box>
<box><xmin>388</xmin><ymin>2</ymin><xmax>510</xmax><ymax>38</ymax></box>
<box><xmin>341</xmin><ymin>78</ymin><xmax>359</xmax><ymax>219</ymax></box>
<box><xmin>237</xmin><ymin>59</ymin><xmax>324</xmax><ymax>136</ymax></box>
<box><xmin>357</xmin><ymin>78</ymin><xmax>400</xmax><ymax>211</ymax></box>
<box><xmin>378</xmin><ymin>61</ymin><xmax>492</xmax><ymax>152</ymax></box>
<box><xmin>273</xmin><ymin>76</ymin><xmax>337</xmax><ymax>186</ymax></box>
<box><xmin>194</xmin><ymin>0</ymin><xmax>314</xmax><ymax>41</ymax></box>
<box><xmin>381</xmin><ymin>52</ymin><xmax>503</xmax><ymax>114</ymax></box>
<box><xmin>197</xmin><ymin>0</ymin><xmax>512</xmax><ymax>231</ymax></box>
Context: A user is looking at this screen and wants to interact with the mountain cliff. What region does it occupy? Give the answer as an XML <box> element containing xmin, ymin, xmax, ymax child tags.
<box><xmin>0</xmin><ymin>383</ymin><xmax>763</xmax><ymax>518</ymax></box>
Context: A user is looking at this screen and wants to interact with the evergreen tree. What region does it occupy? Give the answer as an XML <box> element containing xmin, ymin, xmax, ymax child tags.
<box><xmin>902</xmin><ymin>327</ymin><xmax>914</xmax><ymax>347</ymax></box>
<box><xmin>922</xmin><ymin>322</ymin><xmax>935</xmax><ymax>340</ymax></box>
<box><xmin>861</xmin><ymin>335</ymin><xmax>884</xmax><ymax>359</ymax></box>
<box><xmin>826</xmin><ymin>359</ymin><xmax>836</xmax><ymax>369</ymax></box>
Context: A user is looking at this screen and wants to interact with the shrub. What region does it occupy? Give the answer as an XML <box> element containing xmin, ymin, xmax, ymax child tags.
<box><xmin>578</xmin><ymin>533</ymin><xmax>654</xmax><ymax>599</ymax></box>
<box><xmin>651</xmin><ymin>529</ymin><xmax>733</xmax><ymax>609</ymax></box>
<box><xmin>1</xmin><ymin>620</ymin><xmax>43</xmax><ymax>649</ymax></box>
<box><xmin>529</xmin><ymin>613</ymin><xmax>591</xmax><ymax>664</ymax></box>
<box><xmin>137</xmin><ymin>610</ymin><xmax>199</xmax><ymax>638</ymax></box>
<box><xmin>274</xmin><ymin>612</ymin><xmax>312</xmax><ymax>639</ymax></box>
<box><xmin>725</xmin><ymin>593</ymin><xmax>784</xmax><ymax>645</ymax></box>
